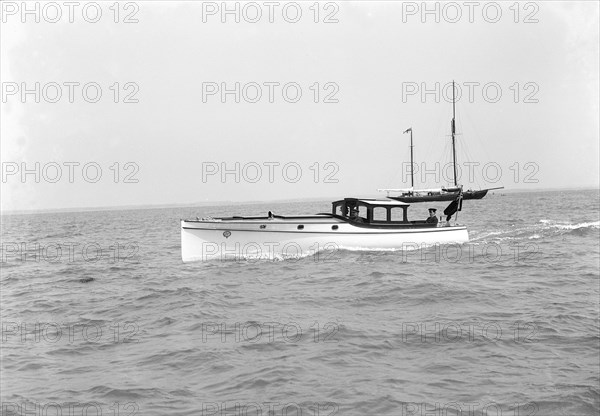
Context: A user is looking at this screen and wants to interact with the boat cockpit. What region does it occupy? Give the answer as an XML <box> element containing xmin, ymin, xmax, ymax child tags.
<box><xmin>331</xmin><ymin>198</ymin><xmax>435</xmax><ymax>227</ymax></box>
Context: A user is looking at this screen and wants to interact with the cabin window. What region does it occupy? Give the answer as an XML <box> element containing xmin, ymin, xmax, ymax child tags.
<box><xmin>372</xmin><ymin>207</ymin><xmax>387</xmax><ymax>222</ymax></box>
<box><xmin>332</xmin><ymin>225</ymin><xmax>338</xmax><ymax>230</ymax></box>
<box><xmin>260</xmin><ymin>225</ymin><xmax>266</xmax><ymax>229</ymax></box>
<box><xmin>390</xmin><ymin>207</ymin><xmax>405</xmax><ymax>222</ymax></box>
<box><xmin>297</xmin><ymin>225</ymin><xmax>304</xmax><ymax>230</ymax></box>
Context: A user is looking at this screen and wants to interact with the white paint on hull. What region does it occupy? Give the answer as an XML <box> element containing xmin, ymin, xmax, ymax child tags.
<box><xmin>181</xmin><ymin>218</ymin><xmax>469</xmax><ymax>262</ymax></box>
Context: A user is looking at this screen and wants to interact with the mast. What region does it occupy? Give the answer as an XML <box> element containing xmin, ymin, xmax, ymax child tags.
<box><xmin>451</xmin><ymin>80</ymin><xmax>458</xmax><ymax>187</ymax></box>
<box><xmin>404</xmin><ymin>128</ymin><xmax>414</xmax><ymax>188</ymax></box>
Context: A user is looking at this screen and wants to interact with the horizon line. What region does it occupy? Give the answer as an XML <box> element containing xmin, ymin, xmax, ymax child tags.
<box><xmin>1</xmin><ymin>186</ymin><xmax>599</xmax><ymax>216</ymax></box>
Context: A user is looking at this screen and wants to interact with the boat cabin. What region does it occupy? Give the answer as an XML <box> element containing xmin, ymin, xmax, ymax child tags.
<box><xmin>332</xmin><ymin>198</ymin><xmax>428</xmax><ymax>225</ymax></box>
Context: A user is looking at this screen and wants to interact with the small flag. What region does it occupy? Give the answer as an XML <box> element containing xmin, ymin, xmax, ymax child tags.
<box><xmin>403</xmin><ymin>127</ymin><xmax>412</xmax><ymax>133</ymax></box>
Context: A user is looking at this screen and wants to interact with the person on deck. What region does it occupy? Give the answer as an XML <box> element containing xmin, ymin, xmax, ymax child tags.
<box><xmin>350</xmin><ymin>207</ymin><xmax>364</xmax><ymax>223</ymax></box>
<box><xmin>426</xmin><ymin>208</ymin><xmax>439</xmax><ymax>224</ymax></box>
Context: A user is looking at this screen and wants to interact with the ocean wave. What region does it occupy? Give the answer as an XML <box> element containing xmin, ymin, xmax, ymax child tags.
<box><xmin>471</xmin><ymin>220</ymin><xmax>599</xmax><ymax>243</ymax></box>
<box><xmin>539</xmin><ymin>219</ymin><xmax>600</xmax><ymax>230</ymax></box>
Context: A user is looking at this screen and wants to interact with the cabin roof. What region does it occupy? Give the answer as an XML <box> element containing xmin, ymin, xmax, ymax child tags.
<box><xmin>333</xmin><ymin>198</ymin><xmax>410</xmax><ymax>207</ymax></box>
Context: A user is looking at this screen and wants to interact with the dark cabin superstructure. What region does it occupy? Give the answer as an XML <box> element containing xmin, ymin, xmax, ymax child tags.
<box><xmin>330</xmin><ymin>198</ymin><xmax>437</xmax><ymax>228</ymax></box>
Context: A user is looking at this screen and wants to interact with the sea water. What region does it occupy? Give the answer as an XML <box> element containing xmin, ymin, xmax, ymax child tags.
<box><xmin>1</xmin><ymin>189</ymin><xmax>598</xmax><ymax>415</ymax></box>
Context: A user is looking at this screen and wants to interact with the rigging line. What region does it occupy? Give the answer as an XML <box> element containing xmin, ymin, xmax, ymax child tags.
<box><xmin>420</xmin><ymin>128</ymin><xmax>438</xmax><ymax>174</ymax></box>
<box><xmin>441</xmin><ymin>139</ymin><xmax>453</xmax><ymax>186</ymax></box>
<box><xmin>461</xmin><ymin>135</ymin><xmax>484</xmax><ymax>190</ymax></box>
<box><xmin>455</xmin><ymin>99</ymin><xmax>485</xmax><ymax>189</ymax></box>
<box><xmin>399</xmin><ymin>144</ymin><xmax>412</xmax><ymax>186</ymax></box>
<box><xmin>460</xmin><ymin>100</ymin><xmax>502</xmax><ymax>187</ymax></box>
<box><xmin>436</xmin><ymin>131</ymin><xmax>453</xmax><ymax>183</ymax></box>
<box><xmin>423</xmin><ymin>102</ymin><xmax>450</xmax><ymax>172</ymax></box>
<box><xmin>459</xmin><ymin>137</ymin><xmax>479</xmax><ymax>189</ymax></box>
<box><xmin>385</xmin><ymin>133</ymin><xmax>412</xmax><ymax>188</ymax></box>
<box><xmin>380</xmin><ymin>123</ymin><xmax>400</xmax><ymax>189</ymax></box>
<box><xmin>458</xmin><ymin>103</ymin><xmax>478</xmax><ymax>160</ymax></box>
<box><xmin>454</xmin><ymin>129</ymin><xmax>467</xmax><ymax>176</ymax></box>
<box><xmin>385</xmin><ymin>160</ymin><xmax>401</xmax><ymax>189</ymax></box>
<box><xmin>465</xmin><ymin>136</ymin><xmax>485</xmax><ymax>189</ymax></box>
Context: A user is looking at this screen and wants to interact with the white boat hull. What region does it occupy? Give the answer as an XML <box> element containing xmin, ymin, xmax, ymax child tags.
<box><xmin>181</xmin><ymin>217</ymin><xmax>468</xmax><ymax>262</ymax></box>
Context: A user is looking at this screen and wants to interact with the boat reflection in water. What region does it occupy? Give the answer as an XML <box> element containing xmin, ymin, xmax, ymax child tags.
<box><xmin>181</xmin><ymin>198</ymin><xmax>468</xmax><ymax>262</ymax></box>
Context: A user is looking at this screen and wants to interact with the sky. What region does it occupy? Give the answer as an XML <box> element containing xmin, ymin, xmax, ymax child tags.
<box><xmin>1</xmin><ymin>1</ymin><xmax>599</xmax><ymax>212</ymax></box>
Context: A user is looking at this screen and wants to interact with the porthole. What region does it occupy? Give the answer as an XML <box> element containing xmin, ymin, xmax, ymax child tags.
<box><xmin>260</xmin><ymin>225</ymin><xmax>266</xmax><ymax>229</ymax></box>
<box><xmin>332</xmin><ymin>225</ymin><xmax>338</xmax><ymax>230</ymax></box>
<box><xmin>297</xmin><ymin>225</ymin><xmax>304</xmax><ymax>230</ymax></box>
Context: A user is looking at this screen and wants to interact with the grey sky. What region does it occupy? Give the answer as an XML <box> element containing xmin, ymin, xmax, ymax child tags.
<box><xmin>1</xmin><ymin>1</ymin><xmax>598</xmax><ymax>211</ymax></box>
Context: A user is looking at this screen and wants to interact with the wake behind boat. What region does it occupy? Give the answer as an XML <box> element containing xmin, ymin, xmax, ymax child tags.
<box><xmin>181</xmin><ymin>198</ymin><xmax>468</xmax><ymax>262</ymax></box>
